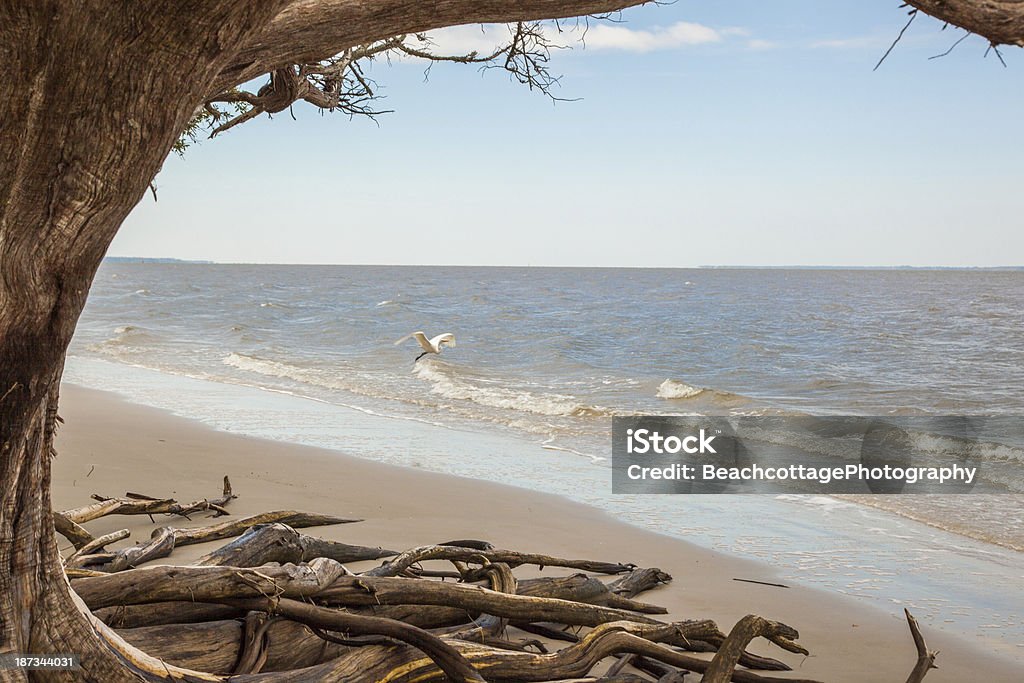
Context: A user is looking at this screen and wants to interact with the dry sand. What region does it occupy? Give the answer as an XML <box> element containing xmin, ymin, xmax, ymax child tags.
<box><xmin>52</xmin><ymin>384</ymin><xmax>1019</xmax><ymax>682</ymax></box>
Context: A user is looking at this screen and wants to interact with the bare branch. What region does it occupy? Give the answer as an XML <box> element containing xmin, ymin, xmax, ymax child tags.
<box><xmin>191</xmin><ymin>16</ymin><xmax>589</xmax><ymax>144</ymax></box>
<box><xmin>874</xmin><ymin>8</ymin><xmax>919</xmax><ymax>71</ymax></box>
<box><xmin>928</xmin><ymin>31</ymin><xmax>971</xmax><ymax>59</ymax></box>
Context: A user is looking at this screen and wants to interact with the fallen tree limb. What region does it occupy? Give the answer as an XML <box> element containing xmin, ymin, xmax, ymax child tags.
<box><xmin>700</xmin><ymin>615</ymin><xmax>807</xmax><ymax>683</ymax></box>
<box><xmin>608</xmin><ymin>567</ymin><xmax>673</xmax><ymax>597</ymax></box>
<box><xmin>74</xmin><ymin>557</ymin><xmax>350</xmax><ymax>609</ymax></box>
<box><xmin>517</xmin><ymin>573</ymin><xmax>667</xmax><ymax>614</ymax></box>
<box><xmin>96</xmin><ymin>571</ymin><xmax>663</xmax><ymax>631</ymax></box>
<box><xmin>226</xmin><ymin>597</ymin><xmax>488</xmax><ymax>683</ymax></box>
<box><xmin>75</xmin><ymin>561</ymin><xmax>666</xmax><ymax>627</ymax></box>
<box><xmin>98</xmin><ymin>602</ymin><xmax>244</xmax><ymax>628</ymax></box>
<box><xmin>61</xmin><ymin>476</ymin><xmax>239</xmax><ymax>524</ymax></box>
<box><xmin>74</xmin><ymin>513</ymin><xmax>360</xmax><ymax>573</ymax></box>
<box><xmin>366</xmin><ymin>544</ymin><xmax>636</xmax><ymax>577</ymax></box>
<box><xmin>196</xmin><ymin>522</ymin><xmax>395</xmax><ymax>567</ymax></box>
<box><xmin>221</xmin><ymin>620</ymin><xmax>820</xmax><ymax>683</ymax></box>
<box><xmin>53</xmin><ymin>510</ymin><xmax>95</xmax><ymax>549</ymax></box>
<box><xmin>65</xmin><ymin>528</ymin><xmax>130</xmax><ymax>564</ymax></box>
<box><xmin>170</xmin><ymin>510</ymin><xmax>361</xmax><ymax>547</ymax></box>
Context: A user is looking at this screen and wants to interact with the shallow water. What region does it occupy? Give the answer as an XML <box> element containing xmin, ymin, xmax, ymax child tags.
<box><xmin>71</xmin><ymin>265</ymin><xmax>1024</xmax><ymax>537</ymax></box>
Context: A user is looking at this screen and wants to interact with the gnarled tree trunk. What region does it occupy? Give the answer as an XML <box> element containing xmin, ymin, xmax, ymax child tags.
<box><xmin>0</xmin><ymin>2</ymin><xmax>292</xmax><ymax>679</ymax></box>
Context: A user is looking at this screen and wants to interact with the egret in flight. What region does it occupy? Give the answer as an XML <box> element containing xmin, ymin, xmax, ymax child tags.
<box><xmin>395</xmin><ymin>331</ymin><xmax>456</xmax><ymax>362</ymax></box>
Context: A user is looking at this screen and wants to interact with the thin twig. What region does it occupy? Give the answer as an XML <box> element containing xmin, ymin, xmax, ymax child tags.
<box><xmin>928</xmin><ymin>32</ymin><xmax>970</xmax><ymax>60</ymax></box>
<box><xmin>874</xmin><ymin>9</ymin><xmax>918</xmax><ymax>71</ymax></box>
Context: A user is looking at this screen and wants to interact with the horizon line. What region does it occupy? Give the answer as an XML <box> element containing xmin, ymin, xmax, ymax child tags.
<box><xmin>102</xmin><ymin>257</ymin><xmax>1024</xmax><ymax>270</ymax></box>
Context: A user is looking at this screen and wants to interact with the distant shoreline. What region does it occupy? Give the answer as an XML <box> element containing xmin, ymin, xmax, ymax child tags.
<box><xmin>101</xmin><ymin>258</ymin><xmax>1024</xmax><ymax>270</ymax></box>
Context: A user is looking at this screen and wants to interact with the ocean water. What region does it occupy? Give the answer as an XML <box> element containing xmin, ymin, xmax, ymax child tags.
<box><xmin>65</xmin><ymin>263</ymin><xmax>1024</xmax><ymax>656</ymax></box>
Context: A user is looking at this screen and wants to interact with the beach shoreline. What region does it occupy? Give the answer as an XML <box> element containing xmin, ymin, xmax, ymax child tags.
<box><xmin>53</xmin><ymin>384</ymin><xmax>1020</xmax><ymax>682</ymax></box>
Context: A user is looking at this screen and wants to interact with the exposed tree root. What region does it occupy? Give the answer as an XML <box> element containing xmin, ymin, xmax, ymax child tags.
<box><xmin>52</xmin><ymin>479</ymin><xmax>938</xmax><ymax>682</ymax></box>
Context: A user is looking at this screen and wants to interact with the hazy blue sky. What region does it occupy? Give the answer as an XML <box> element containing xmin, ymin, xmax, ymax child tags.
<box><xmin>112</xmin><ymin>0</ymin><xmax>1023</xmax><ymax>267</ymax></box>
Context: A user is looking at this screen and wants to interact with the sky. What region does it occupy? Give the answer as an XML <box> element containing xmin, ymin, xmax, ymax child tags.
<box><xmin>112</xmin><ymin>0</ymin><xmax>1024</xmax><ymax>267</ymax></box>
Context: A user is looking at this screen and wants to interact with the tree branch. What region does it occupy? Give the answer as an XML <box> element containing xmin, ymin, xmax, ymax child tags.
<box><xmin>210</xmin><ymin>0</ymin><xmax>651</xmax><ymax>93</ymax></box>
<box><xmin>906</xmin><ymin>0</ymin><xmax>1024</xmax><ymax>48</ymax></box>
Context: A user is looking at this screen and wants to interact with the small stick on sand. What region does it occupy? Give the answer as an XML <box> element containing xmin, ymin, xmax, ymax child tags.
<box><xmin>733</xmin><ymin>578</ymin><xmax>790</xmax><ymax>589</ymax></box>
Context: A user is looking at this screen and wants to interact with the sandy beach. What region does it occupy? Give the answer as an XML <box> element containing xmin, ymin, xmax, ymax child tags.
<box><xmin>50</xmin><ymin>384</ymin><xmax>1020</xmax><ymax>682</ymax></box>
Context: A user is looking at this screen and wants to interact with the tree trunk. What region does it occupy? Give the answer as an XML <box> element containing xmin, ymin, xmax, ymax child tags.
<box><xmin>0</xmin><ymin>2</ymin><xmax>291</xmax><ymax>680</ymax></box>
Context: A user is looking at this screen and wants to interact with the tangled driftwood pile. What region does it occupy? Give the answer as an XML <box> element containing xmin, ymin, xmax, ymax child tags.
<box><xmin>52</xmin><ymin>477</ymin><xmax>937</xmax><ymax>682</ymax></box>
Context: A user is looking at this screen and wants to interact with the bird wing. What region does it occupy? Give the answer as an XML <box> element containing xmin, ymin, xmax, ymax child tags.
<box><xmin>394</xmin><ymin>331</ymin><xmax>434</xmax><ymax>352</ymax></box>
<box><xmin>431</xmin><ymin>333</ymin><xmax>456</xmax><ymax>350</ymax></box>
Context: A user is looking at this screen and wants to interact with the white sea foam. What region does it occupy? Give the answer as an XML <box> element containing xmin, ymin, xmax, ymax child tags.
<box><xmin>413</xmin><ymin>361</ymin><xmax>611</xmax><ymax>418</ymax></box>
<box><xmin>224</xmin><ymin>352</ymin><xmax>308</xmax><ymax>382</ymax></box>
<box><xmin>656</xmin><ymin>378</ymin><xmax>705</xmax><ymax>399</ymax></box>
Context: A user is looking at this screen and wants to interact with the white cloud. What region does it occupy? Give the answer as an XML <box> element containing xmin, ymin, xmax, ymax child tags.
<box><xmin>423</xmin><ymin>24</ymin><xmax>519</xmax><ymax>57</ymax></box>
<box><xmin>421</xmin><ymin>21</ymin><xmax>731</xmax><ymax>57</ymax></box>
<box><xmin>575</xmin><ymin>21</ymin><xmax>722</xmax><ymax>52</ymax></box>
<box><xmin>746</xmin><ymin>39</ymin><xmax>779</xmax><ymax>50</ymax></box>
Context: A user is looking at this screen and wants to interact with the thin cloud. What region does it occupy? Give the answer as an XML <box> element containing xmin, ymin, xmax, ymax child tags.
<box><xmin>421</xmin><ymin>21</ymin><xmax>744</xmax><ymax>57</ymax></box>
<box><xmin>579</xmin><ymin>21</ymin><xmax>722</xmax><ymax>52</ymax></box>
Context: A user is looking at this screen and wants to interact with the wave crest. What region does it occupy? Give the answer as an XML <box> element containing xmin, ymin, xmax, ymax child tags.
<box><xmin>656</xmin><ymin>379</ymin><xmax>705</xmax><ymax>400</ymax></box>
<box><xmin>413</xmin><ymin>361</ymin><xmax>611</xmax><ymax>418</ymax></box>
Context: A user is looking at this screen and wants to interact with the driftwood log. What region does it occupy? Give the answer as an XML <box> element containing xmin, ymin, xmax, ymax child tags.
<box><xmin>53</xmin><ymin>477</ymin><xmax>938</xmax><ymax>682</ymax></box>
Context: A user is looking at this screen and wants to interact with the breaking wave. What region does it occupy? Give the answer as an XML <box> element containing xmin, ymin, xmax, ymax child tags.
<box><xmin>413</xmin><ymin>360</ymin><xmax>613</xmax><ymax>418</ymax></box>
<box><xmin>656</xmin><ymin>379</ymin><xmax>705</xmax><ymax>399</ymax></box>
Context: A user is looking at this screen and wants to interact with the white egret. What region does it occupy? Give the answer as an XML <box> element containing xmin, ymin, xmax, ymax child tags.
<box><xmin>395</xmin><ymin>331</ymin><xmax>456</xmax><ymax>362</ymax></box>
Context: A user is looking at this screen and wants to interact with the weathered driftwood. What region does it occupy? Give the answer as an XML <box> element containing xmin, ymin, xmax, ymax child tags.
<box><xmin>97</xmin><ymin>602</ymin><xmax>243</xmax><ymax>629</ymax></box>
<box><xmin>225</xmin><ymin>621</ymin><xmax>819</xmax><ymax>683</ymax></box>
<box><xmin>65</xmin><ymin>528</ymin><xmax>130</xmax><ymax>564</ymax></box>
<box><xmin>70</xmin><ymin>512</ymin><xmax>360</xmax><ymax>573</ymax></box>
<box><xmin>171</xmin><ymin>510</ymin><xmax>361</xmax><ymax>546</ymax></box>
<box><xmin>608</xmin><ymin>567</ymin><xmax>673</xmax><ymax>596</ymax></box>
<box><xmin>367</xmin><ymin>543</ymin><xmax>636</xmax><ymax>577</ymax></box>
<box><xmin>56</xmin><ymin>484</ymin><xmax>939</xmax><ymax>683</ymax></box>
<box><xmin>98</xmin><ymin>572</ymin><xmax>648</xmax><ymax>631</ymax></box>
<box><xmin>700</xmin><ymin>615</ymin><xmax>808</xmax><ymax>683</ymax></box>
<box><xmin>61</xmin><ymin>476</ymin><xmax>238</xmax><ymax>524</ymax></box>
<box><xmin>195</xmin><ymin>522</ymin><xmax>395</xmax><ymax>567</ymax></box>
<box><xmin>74</xmin><ymin>558</ymin><xmax>349</xmax><ymax>609</ymax></box>
<box><xmin>904</xmin><ymin>608</ymin><xmax>939</xmax><ymax>683</ymax></box>
<box><xmin>227</xmin><ymin>596</ymin><xmax>488</xmax><ymax>682</ymax></box>
<box><xmin>53</xmin><ymin>510</ymin><xmax>95</xmax><ymax>549</ymax></box>
<box><xmin>517</xmin><ymin>572</ymin><xmax>669</xmax><ymax>614</ymax></box>
<box><xmin>76</xmin><ymin>562</ymin><xmax>672</xmax><ymax>629</ymax></box>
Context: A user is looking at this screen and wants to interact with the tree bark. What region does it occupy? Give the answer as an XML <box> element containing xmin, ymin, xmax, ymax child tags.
<box><xmin>906</xmin><ymin>0</ymin><xmax>1024</xmax><ymax>47</ymax></box>
<box><xmin>212</xmin><ymin>0</ymin><xmax>650</xmax><ymax>92</ymax></box>
<box><xmin>0</xmin><ymin>2</ymin><xmax>293</xmax><ymax>679</ymax></box>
